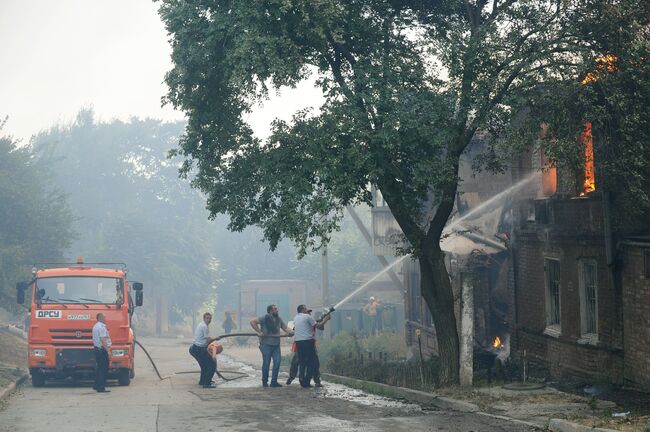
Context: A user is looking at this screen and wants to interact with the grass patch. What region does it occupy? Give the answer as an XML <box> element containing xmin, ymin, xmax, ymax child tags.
<box><xmin>0</xmin><ymin>364</ymin><xmax>24</xmax><ymax>389</ymax></box>
<box><xmin>318</xmin><ymin>332</ymin><xmax>438</xmax><ymax>391</ymax></box>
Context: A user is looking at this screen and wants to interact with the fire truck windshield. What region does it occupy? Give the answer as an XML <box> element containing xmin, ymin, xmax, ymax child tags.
<box><xmin>36</xmin><ymin>277</ymin><xmax>124</xmax><ymax>305</ymax></box>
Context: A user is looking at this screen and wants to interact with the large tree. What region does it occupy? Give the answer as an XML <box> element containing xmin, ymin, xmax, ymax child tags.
<box><xmin>0</xmin><ymin>121</ymin><xmax>74</xmax><ymax>310</ymax></box>
<box><xmin>159</xmin><ymin>0</ymin><xmax>583</xmax><ymax>383</ymax></box>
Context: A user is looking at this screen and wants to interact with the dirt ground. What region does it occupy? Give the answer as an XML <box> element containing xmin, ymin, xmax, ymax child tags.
<box><xmin>436</xmin><ymin>383</ymin><xmax>650</xmax><ymax>431</ymax></box>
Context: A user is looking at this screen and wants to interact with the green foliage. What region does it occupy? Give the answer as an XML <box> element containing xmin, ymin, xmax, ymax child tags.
<box><xmin>31</xmin><ymin>110</ymin><xmax>220</xmax><ymax>316</ymax></box>
<box><xmin>318</xmin><ymin>332</ymin><xmax>408</xmax><ymax>370</ymax></box>
<box><xmin>0</xmin><ymin>121</ymin><xmax>74</xmax><ymax>310</ymax></box>
<box><xmin>159</xmin><ymin>0</ymin><xmax>582</xmax><ymax>255</ymax></box>
<box><xmin>364</xmin><ymin>332</ymin><xmax>409</xmax><ymax>359</ymax></box>
<box><xmin>318</xmin><ymin>332</ymin><xmax>364</xmax><ymax>367</ymax></box>
<box><xmin>318</xmin><ymin>331</ymin><xmax>437</xmax><ymax>390</ymax></box>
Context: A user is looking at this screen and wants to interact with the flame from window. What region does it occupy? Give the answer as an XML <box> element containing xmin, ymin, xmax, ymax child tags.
<box><xmin>581</xmin><ymin>54</ymin><xmax>617</xmax><ymax>85</ymax></box>
<box><xmin>492</xmin><ymin>336</ymin><xmax>503</xmax><ymax>349</ymax></box>
<box><xmin>580</xmin><ymin>122</ymin><xmax>595</xmax><ymax>196</ymax></box>
<box><xmin>576</xmin><ymin>55</ymin><xmax>613</xmax><ymax>196</ymax></box>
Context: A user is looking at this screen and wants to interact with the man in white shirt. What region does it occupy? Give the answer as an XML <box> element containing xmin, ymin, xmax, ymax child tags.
<box><xmin>92</xmin><ymin>313</ymin><xmax>111</xmax><ymax>393</ymax></box>
<box><xmin>189</xmin><ymin>312</ymin><xmax>218</xmax><ymax>388</ymax></box>
<box><xmin>293</xmin><ymin>304</ymin><xmax>330</xmax><ymax>388</ymax></box>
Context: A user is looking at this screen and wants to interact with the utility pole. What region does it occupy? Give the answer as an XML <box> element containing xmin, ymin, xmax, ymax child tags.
<box><xmin>321</xmin><ymin>246</ymin><xmax>330</xmax><ymax>338</ymax></box>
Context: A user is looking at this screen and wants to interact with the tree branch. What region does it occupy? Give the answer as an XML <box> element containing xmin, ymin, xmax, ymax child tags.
<box><xmin>323</xmin><ymin>28</ymin><xmax>377</xmax><ymax>128</ymax></box>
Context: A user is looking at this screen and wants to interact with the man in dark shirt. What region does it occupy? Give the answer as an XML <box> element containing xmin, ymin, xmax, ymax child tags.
<box><xmin>250</xmin><ymin>304</ymin><xmax>293</xmax><ymax>387</ymax></box>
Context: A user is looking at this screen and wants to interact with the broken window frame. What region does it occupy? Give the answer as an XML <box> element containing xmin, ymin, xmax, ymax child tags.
<box><xmin>544</xmin><ymin>258</ymin><xmax>562</xmax><ymax>336</ymax></box>
<box><xmin>578</xmin><ymin>259</ymin><xmax>598</xmax><ymax>344</ymax></box>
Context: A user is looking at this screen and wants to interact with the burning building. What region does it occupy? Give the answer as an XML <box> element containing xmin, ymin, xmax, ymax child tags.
<box><xmin>368</xmin><ymin>53</ymin><xmax>650</xmax><ymax>389</ymax></box>
<box><xmin>371</xmin><ymin>98</ymin><xmax>650</xmax><ymax>391</ymax></box>
<box><xmin>508</xmin><ymin>52</ymin><xmax>650</xmax><ymax>390</ymax></box>
<box><xmin>509</xmin><ymin>142</ymin><xmax>625</xmax><ymax>384</ymax></box>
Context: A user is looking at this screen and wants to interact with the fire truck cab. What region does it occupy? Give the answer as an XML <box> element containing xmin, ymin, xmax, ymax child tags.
<box><xmin>16</xmin><ymin>259</ymin><xmax>143</xmax><ymax>387</ymax></box>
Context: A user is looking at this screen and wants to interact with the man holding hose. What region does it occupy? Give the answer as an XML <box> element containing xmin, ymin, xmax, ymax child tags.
<box><xmin>250</xmin><ymin>304</ymin><xmax>293</xmax><ymax>387</ymax></box>
<box><xmin>293</xmin><ymin>304</ymin><xmax>331</xmax><ymax>388</ymax></box>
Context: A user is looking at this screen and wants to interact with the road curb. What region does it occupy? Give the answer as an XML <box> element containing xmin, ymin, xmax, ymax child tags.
<box><xmin>476</xmin><ymin>411</ymin><xmax>544</xmax><ymax>430</ymax></box>
<box><xmin>322</xmin><ymin>373</ymin><xmax>550</xmax><ymax>430</ymax></box>
<box><xmin>548</xmin><ymin>418</ymin><xmax>617</xmax><ymax>432</ymax></box>
<box><xmin>0</xmin><ymin>373</ymin><xmax>28</xmax><ymax>403</ymax></box>
<box><xmin>321</xmin><ymin>373</ymin><xmax>479</xmax><ymax>412</ymax></box>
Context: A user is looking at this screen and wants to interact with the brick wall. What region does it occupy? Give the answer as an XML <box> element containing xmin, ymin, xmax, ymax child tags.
<box><xmin>518</xmin><ymin>330</ymin><xmax>623</xmax><ymax>383</ymax></box>
<box><xmin>513</xmin><ymin>195</ymin><xmax>624</xmax><ymax>384</ymax></box>
<box><xmin>622</xmin><ymin>244</ymin><xmax>650</xmax><ymax>389</ymax></box>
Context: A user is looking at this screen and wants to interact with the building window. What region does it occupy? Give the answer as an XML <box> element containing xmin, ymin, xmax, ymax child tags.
<box><xmin>645</xmin><ymin>250</ymin><xmax>650</xmax><ymax>279</ymax></box>
<box><xmin>526</xmin><ymin>202</ymin><xmax>536</xmax><ymax>222</ymax></box>
<box><xmin>544</xmin><ymin>258</ymin><xmax>561</xmax><ymax>335</ymax></box>
<box><xmin>579</xmin><ymin>260</ymin><xmax>598</xmax><ymax>342</ymax></box>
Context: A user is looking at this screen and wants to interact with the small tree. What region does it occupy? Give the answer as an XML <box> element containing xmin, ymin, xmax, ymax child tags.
<box><xmin>159</xmin><ymin>0</ymin><xmax>583</xmax><ymax>384</ymax></box>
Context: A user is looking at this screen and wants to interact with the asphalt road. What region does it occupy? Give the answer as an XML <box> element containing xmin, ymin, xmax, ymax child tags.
<box><xmin>0</xmin><ymin>338</ymin><xmax>535</xmax><ymax>432</ymax></box>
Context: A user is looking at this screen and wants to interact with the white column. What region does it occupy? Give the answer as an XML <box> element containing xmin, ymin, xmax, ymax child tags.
<box><xmin>460</xmin><ymin>274</ymin><xmax>474</xmax><ymax>387</ymax></box>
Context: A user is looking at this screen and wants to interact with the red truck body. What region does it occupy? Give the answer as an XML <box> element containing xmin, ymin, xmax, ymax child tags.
<box><xmin>18</xmin><ymin>261</ymin><xmax>143</xmax><ymax>387</ymax></box>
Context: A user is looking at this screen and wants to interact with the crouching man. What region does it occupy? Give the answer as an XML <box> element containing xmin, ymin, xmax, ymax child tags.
<box><xmin>190</xmin><ymin>312</ymin><xmax>218</xmax><ymax>388</ymax></box>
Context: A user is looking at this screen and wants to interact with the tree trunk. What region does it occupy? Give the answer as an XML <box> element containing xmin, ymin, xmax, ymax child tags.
<box><xmin>419</xmin><ymin>246</ymin><xmax>460</xmax><ymax>385</ymax></box>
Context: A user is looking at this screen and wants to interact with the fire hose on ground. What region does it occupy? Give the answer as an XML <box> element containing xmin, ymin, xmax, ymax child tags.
<box><xmin>134</xmin><ymin>338</ymin><xmax>247</xmax><ymax>382</ymax></box>
<box><xmin>134</xmin><ymin>307</ymin><xmax>336</xmax><ymax>383</ymax></box>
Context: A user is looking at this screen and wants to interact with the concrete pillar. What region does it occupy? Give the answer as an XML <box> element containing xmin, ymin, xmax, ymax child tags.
<box><xmin>460</xmin><ymin>273</ymin><xmax>474</xmax><ymax>387</ymax></box>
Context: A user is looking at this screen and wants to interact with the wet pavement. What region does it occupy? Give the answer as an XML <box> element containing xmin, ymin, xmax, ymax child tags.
<box><xmin>0</xmin><ymin>337</ymin><xmax>535</xmax><ymax>431</ymax></box>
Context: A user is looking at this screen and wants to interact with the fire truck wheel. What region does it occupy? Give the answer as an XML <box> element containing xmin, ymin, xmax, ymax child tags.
<box><xmin>117</xmin><ymin>368</ymin><xmax>131</xmax><ymax>386</ymax></box>
<box><xmin>31</xmin><ymin>372</ymin><xmax>45</xmax><ymax>387</ymax></box>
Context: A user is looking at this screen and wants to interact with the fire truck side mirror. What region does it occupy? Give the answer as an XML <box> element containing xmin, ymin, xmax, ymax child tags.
<box><xmin>135</xmin><ymin>291</ymin><xmax>143</xmax><ymax>307</ymax></box>
<box><xmin>132</xmin><ymin>282</ymin><xmax>143</xmax><ymax>307</ymax></box>
<box><xmin>16</xmin><ymin>282</ymin><xmax>28</xmax><ymax>304</ymax></box>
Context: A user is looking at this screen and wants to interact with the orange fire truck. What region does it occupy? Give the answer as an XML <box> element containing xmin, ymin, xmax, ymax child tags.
<box><xmin>16</xmin><ymin>259</ymin><xmax>143</xmax><ymax>387</ymax></box>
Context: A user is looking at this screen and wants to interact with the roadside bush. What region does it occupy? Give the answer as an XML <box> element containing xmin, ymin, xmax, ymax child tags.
<box><xmin>318</xmin><ymin>331</ymin><xmax>437</xmax><ymax>391</ymax></box>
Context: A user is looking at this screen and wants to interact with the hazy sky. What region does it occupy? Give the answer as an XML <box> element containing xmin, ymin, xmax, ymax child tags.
<box><xmin>0</xmin><ymin>0</ymin><xmax>321</xmax><ymax>144</ymax></box>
